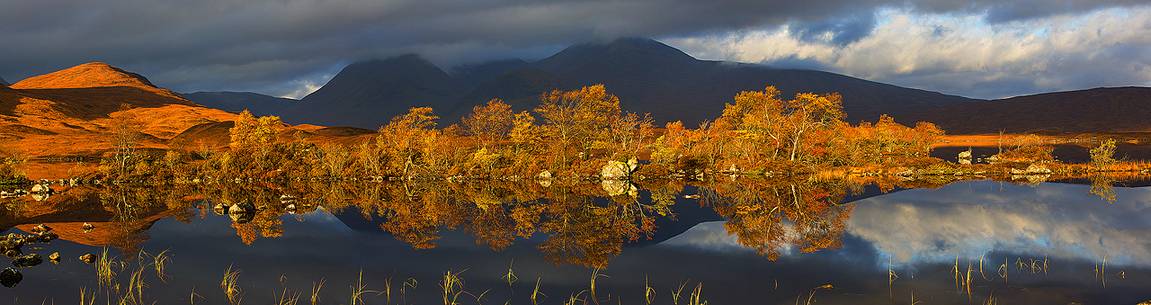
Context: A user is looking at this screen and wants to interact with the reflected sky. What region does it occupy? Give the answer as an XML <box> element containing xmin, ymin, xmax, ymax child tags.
<box><xmin>663</xmin><ymin>181</ymin><xmax>1151</xmax><ymax>269</ymax></box>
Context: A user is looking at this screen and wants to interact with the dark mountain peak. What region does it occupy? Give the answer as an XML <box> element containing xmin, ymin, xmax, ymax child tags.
<box><xmin>451</xmin><ymin>58</ymin><xmax>530</xmax><ymax>89</ymax></box>
<box><xmin>539</xmin><ymin>37</ymin><xmax>698</xmax><ymax>70</ymax></box>
<box><xmin>301</xmin><ymin>54</ymin><xmax>454</xmax><ymax>102</ymax></box>
<box><xmin>339</xmin><ymin>54</ymin><xmax>445</xmax><ymax>78</ymax></box>
<box><xmin>287</xmin><ymin>54</ymin><xmax>461</xmax><ymax>127</ymax></box>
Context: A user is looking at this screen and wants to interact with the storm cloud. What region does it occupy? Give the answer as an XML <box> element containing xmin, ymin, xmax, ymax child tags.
<box><xmin>0</xmin><ymin>0</ymin><xmax>1146</xmax><ymax>98</ymax></box>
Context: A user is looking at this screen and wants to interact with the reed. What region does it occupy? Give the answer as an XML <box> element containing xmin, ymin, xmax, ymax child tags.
<box><xmin>643</xmin><ymin>275</ymin><xmax>656</xmax><ymax>305</ymax></box>
<box><xmin>796</xmin><ymin>284</ymin><xmax>833</xmax><ymax>305</ymax></box>
<box><xmin>152</xmin><ymin>250</ymin><xmax>171</xmax><ymax>283</ymax></box>
<box><xmin>671</xmin><ymin>281</ymin><xmax>688</xmax><ymax>305</ymax></box>
<box><xmin>504</xmin><ymin>261</ymin><xmax>519</xmax><ymax>287</ymax></box>
<box><xmin>687</xmin><ymin>283</ymin><xmax>707</xmax><ymax>305</ymax></box>
<box><xmin>96</xmin><ymin>248</ymin><xmax>117</xmax><ymax>288</ymax></box>
<box><xmin>310</xmin><ymin>279</ymin><xmax>325</xmax><ymax>305</ymax></box>
<box><xmin>440</xmin><ymin>270</ymin><xmax>466</xmax><ymax>305</ymax></box>
<box><xmin>221</xmin><ymin>265</ymin><xmax>243</xmax><ymax>305</ymax></box>
<box><xmin>589</xmin><ymin>268</ymin><xmax>608</xmax><ymax>305</ymax></box>
<box><xmin>531</xmin><ymin>277</ymin><xmax>545</xmax><ymax>305</ymax></box>
<box><xmin>275</xmin><ymin>288</ymin><xmax>301</xmax><ymax>305</ymax></box>
<box><xmin>79</xmin><ymin>288</ymin><xmax>96</xmax><ymax>305</ymax></box>
<box><xmin>348</xmin><ymin>270</ymin><xmax>378</xmax><ymax>305</ymax></box>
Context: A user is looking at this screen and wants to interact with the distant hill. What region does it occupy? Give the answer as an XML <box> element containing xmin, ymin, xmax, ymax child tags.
<box><xmin>0</xmin><ymin>76</ymin><xmax>8</xmax><ymax>86</ymax></box>
<box><xmin>274</xmin><ymin>38</ymin><xmax>978</xmax><ymax>129</ymax></box>
<box><xmin>910</xmin><ymin>87</ymin><xmax>1151</xmax><ymax>134</ymax></box>
<box><xmin>182</xmin><ymin>91</ymin><xmax>298</xmax><ymax>116</ymax></box>
<box><xmin>0</xmin><ymin>62</ymin><xmax>236</xmax><ymax>158</ymax></box>
<box><xmin>280</xmin><ymin>55</ymin><xmax>461</xmax><ymax>128</ymax></box>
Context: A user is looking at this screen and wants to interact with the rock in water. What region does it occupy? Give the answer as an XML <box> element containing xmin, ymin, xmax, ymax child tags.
<box><xmin>79</xmin><ymin>253</ymin><xmax>96</xmax><ymax>264</ymax></box>
<box><xmin>228</xmin><ymin>202</ymin><xmax>256</xmax><ymax>224</ymax></box>
<box><xmin>48</xmin><ymin>252</ymin><xmax>60</xmax><ymax>263</ymax></box>
<box><xmin>0</xmin><ymin>268</ymin><xmax>21</xmax><ymax>288</ymax></box>
<box><xmin>12</xmin><ymin>253</ymin><xmax>42</xmax><ymax>267</ymax></box>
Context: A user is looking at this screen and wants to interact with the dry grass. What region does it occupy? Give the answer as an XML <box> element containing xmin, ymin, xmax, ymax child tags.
<box><xmin>95</xmin><ymin>248</ymin><xmax>117</xmax><ymax>288</ymax></box>
<box><xmin>221</xmin><ymin>265</ymin><xmax>242</xmax><ymax>304</ymax></box>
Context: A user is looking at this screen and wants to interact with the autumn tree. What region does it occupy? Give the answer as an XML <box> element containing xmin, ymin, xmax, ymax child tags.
<box><xmin>229</xmin><ymin>110</ymin><xmax>281</xmax><ymax>153</ymax></box>
<box><xmin>1090</xmin><ymin>138</ymin><xmax>1117</xmax><ymax>167</ymax></box>
<box><xmin>377</xmin><ymin>107</ymin><xmax>440</xmax><ymax>177</ymax></box>
<box><xmin>462</xmin><ymin>99</ymin><xmax>515</xmax><ymax>148</ymax></box>
<box><xmin>535</xmin><ymin>85</ymin><xmax>622</xmax><ymax>166</ymax></box>
<box><xmin>110</xmin><ymin>104</ymin><xmax>143</xmax><ymax>177</ymax></box>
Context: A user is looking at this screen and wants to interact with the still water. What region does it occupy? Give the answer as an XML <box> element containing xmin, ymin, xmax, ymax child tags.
<box><xmin>1</xmin><ymin>180</ymin><xmax>1149</xmax><ymax>304</ymax></box>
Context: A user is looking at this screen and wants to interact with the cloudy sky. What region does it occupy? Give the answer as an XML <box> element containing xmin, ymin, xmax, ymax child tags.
<box><xmin>1</xmin><ymin>0</ymin><xmax>1148</xmax><ymax>99</ymax></box>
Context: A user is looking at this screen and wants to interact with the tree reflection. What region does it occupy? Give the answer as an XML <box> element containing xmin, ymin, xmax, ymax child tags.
<box><xmin>2</xmin><ymin>174</ymin><xmax>1134</xmax><ymax>268</ymax></box>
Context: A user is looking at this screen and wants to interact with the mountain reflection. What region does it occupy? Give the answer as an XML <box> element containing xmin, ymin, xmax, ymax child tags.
<box><xmin>0</xmin><ymin>176</ymin><xmax>1141</xmax><ymax>269</ymax></box>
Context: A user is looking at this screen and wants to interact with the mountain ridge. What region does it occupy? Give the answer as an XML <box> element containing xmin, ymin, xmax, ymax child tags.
<box><xmin>271</xmin><ymin>38</ymin><xmax>979</xmax><ymax>129</ymax></box>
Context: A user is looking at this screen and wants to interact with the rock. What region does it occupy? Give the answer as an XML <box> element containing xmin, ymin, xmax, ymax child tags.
<box><xmin>32</xmin><ymin>232</ymin><xmax>57</xmax><ymax>242</ymax></box>
<box><xmin>212</xmin><ymin>203</ymin><xmax>228</xmax><ymax>216</ymax></box>
<box><xmin>683</xmin><ymin>194</ymin><xmax>701</xmax><ymax>199</ymax></box>
<box><xmin>48</xmin><ymin>252</ymin><xmax>60</xmax><ymax>263</ymax></box>
<box><xmin>79</xmin><ymin>253</ymin><xmax>96</xmax><ymax>264</ymax></box>
<box><xmin>0</xmin><ymin>233</ymin><xmax>25</xmax><ymax>252</ymax></box>
<box><xmin>958</xmin><ymin>149</ymin><xmax>973</xmax><ymax>165</ymax></box>
<box><xmin>1010</xmin><ymin>163</ymin><xmax>1053</xmax><ymax>175</ymax></box>
<box><xmin>30</xmin><ymin>224</ymin><xmax>52</xmax><ymax>234</ymax></box>
<box><xmin>601</xmin><ymin>180</ymin><xmax>639</xmax><ymax>197</ymax></box>
<box><xmin>537</xmin><ymin>170</ymin><xmax>552</xmax><ymax>180</ymax></box>
<box><xmin>30</xmin><ymin>184</ymin><xmax>52</xmax><ymax>194</ymax></box>
<box><xmin>30</xmin><ymin>193</ymin><xmax>50</xmax><ymax>202</ymax></box>
<box><xmin>82</xmin><ymin>223</ymin><xmax>95</xmax><ymax>232</ymax></box>
<box><xmin>12</xmin><ymin>253</ymin><xmax>42</xmax><ymax>267</ymax></box>
<box><xmin>228</xmin><ymin>202</ymin><xmax>256</xmax><ymax>223</ymax></box>
<box><xmin>600</xmin><ymin>158</ymin><xmax>639</xmax><ymax>180</ymax></box>
<box><xmin>0</xmin><ymin>267</ymin><xmax>21</xmax><ymax>288</ymax></box>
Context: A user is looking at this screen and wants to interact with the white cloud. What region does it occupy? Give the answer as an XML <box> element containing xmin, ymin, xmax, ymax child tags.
<box><xmin>667</xmin><ymin>6</ymin><xmax>1151</xmax><ymax>99</ymax></box>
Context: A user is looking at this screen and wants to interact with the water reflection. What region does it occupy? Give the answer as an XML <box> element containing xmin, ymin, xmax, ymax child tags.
<box><xmin>0</xmin><ymin>177</ymin><xmax>1148</xmax><ymax>304</ymax></box>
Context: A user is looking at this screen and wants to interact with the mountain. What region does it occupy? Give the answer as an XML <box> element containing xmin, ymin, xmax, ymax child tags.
<box><xmin>182</xmin><ymin>91</ymin><xmax>298</xmax><ymax>116</ymax></box>
<box><xmin>0</xmin><ymin>76</ymin><xmax>8</xmax><ymax>86</ymax></box>
<box><xmin>280</xmin><ymin>55</ymin><xmax>460</xmax><ymax>128</ymax></box>
<box><xmin>276</xmin><ymin>38</ymin><xmax>977</xmax><ymax>129</ymax></box>
<box><xmin>912</xmin><ymin>87</ymin><xmax>1151</xmax><ymax>134</ymax></box>
<box><xmin>0</xmin><ymin>62</ymin><xmax>235</xmax><ymax>161</ymax></box>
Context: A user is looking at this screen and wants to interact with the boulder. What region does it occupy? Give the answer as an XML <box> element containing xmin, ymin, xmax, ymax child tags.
<box><xmin>600</xmin><ymin>158</ymin><xmax>639</xmax><ymax>180</ymax></box>
<box><xmin>79</xmin><ymin>253</ymin><xmax>96</xmax><ymax>264</ymax></box>
<box><xmin>228</xmin><ymin>202</ymin><xmax>256</xmax><ymax>224</ymax></box>
<box><xmin>1010</xmin><ymin>163</ymin><xmax>1053</xmax><ymax>175</ymax></box>
<box><xmin>12</xmin><ymin>253</ymin><xmax>42</xmax><ymax>267</ymax></box>
<box><xmin>0</xmin><ymin>267</ymin><xmax>21</xmax><ymax>288</ymax></box>
<box><xmin>30</xmin><ymin>184</ymin><xmax>52</xmax><ymax>194</ymax></box>
<box><xmin>958</xmin><ymin>149</ymin><xmax>973</xmax><ymax>165</ymax></box>
<box><xmin>601</xmin><ymin>180</ymin><xmax>639</xmax><ymax>197</ymax></box>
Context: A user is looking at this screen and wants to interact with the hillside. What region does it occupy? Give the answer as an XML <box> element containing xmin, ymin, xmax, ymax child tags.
<box><xmin>912</xmin><ymin>87</ymin><xmax>1151</xmax><ymax>134</ymax></box>
<box><xmin>182</xmin><ymin>91</ymin><xmax>298</xmax><ymax>116</ymax></box>
<box><xmin>0</xmin><ymin>62</ymin><xmax>236</xmax><ymax>160</ymax></box>
<box><xmin>271</xmin><ymin>38</ymin><xmax>977</xmax><ymax>129</ymax></box>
